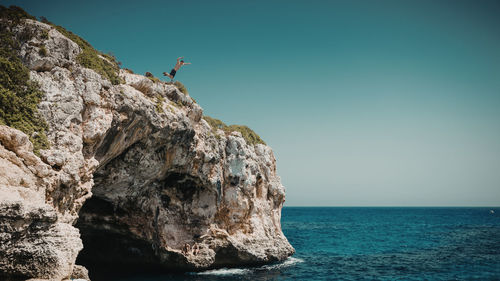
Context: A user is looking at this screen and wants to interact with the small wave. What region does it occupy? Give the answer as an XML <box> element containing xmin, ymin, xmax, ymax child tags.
<box><xmin>197</xmin><ymin>268</ymin><xmax>252</xmax><ymax>276</ymax></box>
<box><xmin>194</xmin><ymin>257</ymin><xmax>304</xmax><ymax>276</ymax></box>
<box><xmin>260</xmin><ymin>257</ymin><xmax>305</xmax><ymax>270</ymax></box>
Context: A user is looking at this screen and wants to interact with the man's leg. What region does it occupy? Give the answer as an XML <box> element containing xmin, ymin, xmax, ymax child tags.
<box><xmin>163</xmin><ymin>72</ymin><xmax>173</xmax><ymax>79</ymax></box>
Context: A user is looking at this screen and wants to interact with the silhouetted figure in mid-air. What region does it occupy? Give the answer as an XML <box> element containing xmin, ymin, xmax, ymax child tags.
<box><xmin>163</xmin><ymin>56</ymin><xmax>191</xmax><ymax>81</ymax></box>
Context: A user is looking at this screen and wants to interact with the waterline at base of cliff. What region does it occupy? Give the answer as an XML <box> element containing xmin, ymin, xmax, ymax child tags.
<box><xmin>101</xmin><ymin>207</ymin><xmax>500</xmax><ymax>281</ymax></box>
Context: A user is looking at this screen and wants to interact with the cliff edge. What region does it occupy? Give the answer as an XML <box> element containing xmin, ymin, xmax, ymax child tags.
<box><xmin>0</xmin><ymin>7</ymin><xmax>294</xmax><ymax>280</ymax></box>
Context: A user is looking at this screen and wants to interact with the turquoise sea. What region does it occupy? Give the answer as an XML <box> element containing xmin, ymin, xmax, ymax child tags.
<box><xmin>102</xmin><ymin>207</ymin><xmax>500</xmax><ymax>281</ymax></box>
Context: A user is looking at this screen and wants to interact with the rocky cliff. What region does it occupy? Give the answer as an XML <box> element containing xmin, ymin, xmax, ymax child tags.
<box><xmin>0</xmin><ymin>7</ymin><xmax>293</xmax><ymax>280</ymax></box>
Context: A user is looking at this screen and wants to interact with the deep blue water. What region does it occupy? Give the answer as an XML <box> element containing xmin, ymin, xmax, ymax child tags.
<box><xmin>112</xmin><ymin>207</ymin><xmax>500</xmax><ymax>281</ymax></box>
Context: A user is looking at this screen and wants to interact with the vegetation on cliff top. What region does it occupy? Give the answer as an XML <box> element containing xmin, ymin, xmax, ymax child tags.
<box><xmin>173</xmin><ymin>81</ymin><xmax>188</xmax><ymax>95</ymax></box>
<box><xmin>0</xmin><ymin>5</ymin><xmax>49</xmax><ymax>154</ymax></box>
<box><xmin>1</xmin><ymin>5</ymin><xmax>267</xmax><ymax>149</ymax></box>
<box><xmin>0</xmin><ymin>5</ymin><xmax>121</xmax><ymax>154</ymax></box>
<box><xmin>39</xmin><ymin>18</ymin><xmax>122</xmax><ymax>85</ymax></box>
<box><xmin>203</xmin><ymin>116</ymin><xmax>266</xmax><ymax>146</ymax></box>
<box><xmin>2</xmin><ymin>5</ymin><xmax>122</xmax><ymax>85</ymax></box>
<box><xmin>0</xmin><ymin>5</ymin><xmax>35</xmax><ymax>22</ymax></box>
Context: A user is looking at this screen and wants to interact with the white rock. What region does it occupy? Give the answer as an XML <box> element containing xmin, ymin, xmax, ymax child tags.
<box><xmin>0</xmin><ymin>18</ymin><xmax>293</xmax><ymax>280</ymax></box>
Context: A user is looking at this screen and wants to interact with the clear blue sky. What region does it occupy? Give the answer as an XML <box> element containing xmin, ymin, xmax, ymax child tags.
<box><xmin>8</xmin><ymin>0</ymin><xmax>500</xmax><ymax>206</ymax></box>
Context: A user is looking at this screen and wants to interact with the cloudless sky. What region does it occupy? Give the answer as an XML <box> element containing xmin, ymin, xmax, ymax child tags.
<box><xmin>7</xmin><ymin>0</ymin><xmax>500</xmax><ymax>206</ymax></box>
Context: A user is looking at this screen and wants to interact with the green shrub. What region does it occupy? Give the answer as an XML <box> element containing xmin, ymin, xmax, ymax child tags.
<box><xmin>156</xmin><ymin>95</ymin><xmax>165</xmax><ymax>113</ymax></box>
<box><xmin>50</xmin><ymin>23</ymin><xmax>122</xmax><ymax>85</ymax></box>
<box><xmin>18</xmin><ymin>25</ymin><xmax>37</xmax><ymax>42</ymax></box>
<box><xmin>145</xmin><ymin>72</ymin><xmax>160</xmax><ymax>83</ymax></box>
<box><xmin>174</xmin><ymin>81</ymin><xmax>188</xmax><ymax>95</ymax></box>
<box><xmin>39</xmin><ymin>16</ymin><xmax>50</xmax><ymax>24</ymax></box>
<box><xmin>1</xmin><ymin>6</ymin><xmax>122</xmax><ymax>85</ymax></box>
<box><xmin>202</xmin><ymin>116</ymin><xmax>266</xmax><ymax>146</ymax></box>
<box><xmin>0</xmin><ymin>5</ymin><xmax>35</xmax><ymax>22</ymax></box>
<box><xmin>38</xmin><ymin>45</ymin><xmax>47</xmax><ymax>56</ymax></box>
<box><xmin>149</xmin><ymin>77</ymin><xmax>160</xmax><ymax>83</ymax></box>
<box><xmin>225</xmin><ymin>124</ymin><xmax>265</xmax><ymax>145</ymax></box>
<box><xmin>40</xmin><ymin>29</ymin><xmax>49</xmax><ymax>39</ymax></box>
<box><xmin>3</xmin><ymin>7</ymin><xmax>122</xmax><ymax>85</ymax></box>
<box><xmin>101</xmin><ymin>52</ymin><xmax>120</xmax><ymax>65</ymax></box>
<box><xmin>203</xmin><ymin>116</ymin><xmax>227</xmax><ymax>130</ymax></box>
<box><xmin>0</xmin><ymin>5</ymin><xmax>49</xmax><ymax>155</ymax></box>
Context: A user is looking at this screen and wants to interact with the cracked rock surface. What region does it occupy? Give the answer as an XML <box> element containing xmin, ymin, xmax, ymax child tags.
<box><xmin>0</xmin><ymin>19</ymin><xmax>293</xmax><ymax>280</ymax></box>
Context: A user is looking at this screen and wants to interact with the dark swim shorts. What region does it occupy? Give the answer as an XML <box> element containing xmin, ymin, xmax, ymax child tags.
<box><xmin>170</xmin><ymin>69</ymin><xmax>177</xmax><ymax>77</ymax></box>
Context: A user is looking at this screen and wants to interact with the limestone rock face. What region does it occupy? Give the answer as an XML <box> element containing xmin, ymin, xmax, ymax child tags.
<box><xmin>0</xmin><ymin>126</ymin><xmax>83</xmax><ymax>281</ymax></box>
<box><xmin>0</xmin><ymin>19</ymin><xmax>293</xmax><ymax>279</ymax></box>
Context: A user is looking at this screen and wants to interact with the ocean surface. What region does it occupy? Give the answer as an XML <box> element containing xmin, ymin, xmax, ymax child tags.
<box><xmin>110</xmin><ymin>207</ymin><xmax>500</xmax><ymax>281</ymax></box>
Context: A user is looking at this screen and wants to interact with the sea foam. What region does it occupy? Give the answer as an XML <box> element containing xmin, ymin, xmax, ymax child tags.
<box><xmin>260</xmin><ymin>257</ymin><xmax>305</xmax><ymax>270</ymax></box>
<box><xmin>195</xmin><ymin>256</ymin><xmax>304</xmax><ymax>276</ymax></box>
<box><xmin>196</xmin><ymin>268</ymin><xmax>252</xmax><ymax>276</ymax></box>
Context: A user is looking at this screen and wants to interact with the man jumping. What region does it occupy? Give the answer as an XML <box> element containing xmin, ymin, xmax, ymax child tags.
<box><xmin>163</xmin><ymin>56</ymin><xmax>191</xmax><ymax>81</ymax></box>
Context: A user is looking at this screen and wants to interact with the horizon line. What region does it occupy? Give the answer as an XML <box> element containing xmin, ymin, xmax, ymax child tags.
<box><xmin>283</xmin><ymin>205</ymin><xmax>499</xmax><ymax>208</ymax></box>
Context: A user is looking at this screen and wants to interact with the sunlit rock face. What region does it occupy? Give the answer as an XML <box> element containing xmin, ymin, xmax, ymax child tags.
<box><xmin>0</xmin><ymin>18</ymin><xmax>293</xmax><ymax>280</ymax></box>
<box><xmin>76</xmin><ymin>109</ymin><xmax>294</xmax><ymax>271</ymax></box>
